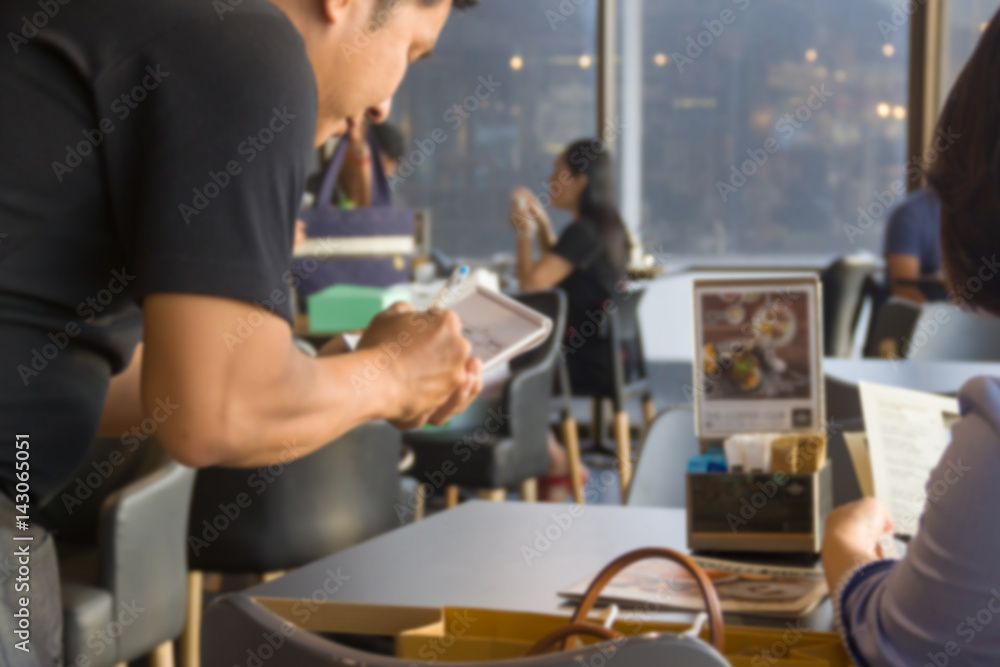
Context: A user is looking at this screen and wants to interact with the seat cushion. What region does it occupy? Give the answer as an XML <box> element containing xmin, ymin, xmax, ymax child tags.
<box><xmin>403</xmin><ymin>429</ymin><xmax>524</xmax><ymax>489</ymax></box>
<box><xmin>61</xmin><ymin>583</ymin><xmax>117</xmax><ymax>667</ymax></box>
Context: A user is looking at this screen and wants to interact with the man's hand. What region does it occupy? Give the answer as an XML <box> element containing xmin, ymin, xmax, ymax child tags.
<box><xmin>357</xmin><ymin>303</ymin><xmax>483</xmax><ymax>429</ymax></box>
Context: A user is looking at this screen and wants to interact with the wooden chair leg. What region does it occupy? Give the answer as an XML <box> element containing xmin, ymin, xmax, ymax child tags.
<box><xmin>414</xmin><ymin>484</ymin><xmax>427</xmax><ymax>521</ymax></box>
<box><xmin>642</xmin><ymin>397</ymin><xmax>657</xmax><ymax>429</ymax></box>
<box><xmin>476</xmin><ymin>488</ymin><xmax>507</xmax><ymax>502</ymax></box>
<box><xmin>180</xmin><ymin>570</ymin><xmax>202</xmax><ymax>667</ymax></box>
<box><xmin>561</xmin><ymin>416</ymin><xmax>586</xmax><ymax>505</ymax></box>
<box><xmin>445</xmin><ymin>485</ymin><xmax>460</xmax><ymax>509</ymax></box>
<box><xmin>520</xmin><ymin>478</ymin><xmax>538</xmax><ymax>502</ymax></box>
<box><xmin>149</xmin><ymin>639</ymin><xmax>176</xmax><ymax>667</ymax></box>
<box><xmin>261</xmin><ymin>571</ymin><xmax>286</xmax><ymax>583</ymax></box>
<box><xmin>613</xmin><ymin>410</ymin><xmax>632</xmax><ymax>502</ymax></box>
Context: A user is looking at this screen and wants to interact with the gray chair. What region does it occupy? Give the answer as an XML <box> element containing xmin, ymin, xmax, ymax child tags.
<box><xmin>201</xmin><ymin>593</ymin><xmax>730</xmax><ymax>667</ymax></box>
<box><xmin>906</xmin><ymin>302</ymin><xmax>1000</xmax><ymax>361</ymax></box>
<box><xmin>184</xmin><ymin>420</ymin><xmax>403</xmax><ymax>667</ymax></box>
<box><xmin>825</xmin><ymin>375</ymin><xmax>862</xmax><ymax>424</ymax></box>
<box><xmin>402</xmin><ymin>290</ymin><xmax>567</xmax><ymax>505</ymax></box>
<box><xmin>564</xmin><ymin>286</ymin><xmax>657</xmax><ymax>501</ymax></box>
<box><xmin>41</xmin><ymin>440</ymin><xmax>195</xmax><ymax>667</ymax></box>
<box><xmin>627</xmin><ymin>407</ymin><xmax>701</xmax><ymax>509</ymax></box>
<box><xmin>862</xmin><ymin>297</ymin><xmax>921</xmax><ymax>359</ymax></box>
<box><xmin>820</xmin><ymin>254</ymin><xmax>880</xmax><ymax>358</ymax></box>
<box><xmin>828</xmin><ymin>417</ymin><xmax>866</xmax><ymax>508</ymax></box>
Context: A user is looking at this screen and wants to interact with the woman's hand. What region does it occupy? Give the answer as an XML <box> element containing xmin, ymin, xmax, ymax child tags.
<box><xmin>821</xmin><ymin>498</ymin><xmax>895</xmax><ymax>594</ymax></box>
<box><xmin>510</xmin><ymin>187</ymin><xmax>539</xmax><ymax>237</ymax></box>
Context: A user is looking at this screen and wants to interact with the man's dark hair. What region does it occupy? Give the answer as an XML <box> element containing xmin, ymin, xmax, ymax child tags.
<box><xmin>926</xmin><ymin>6</ymin><xmax>1000</xmax><ymax>315</ymax></box>
<box><xmin>372</xmin><ymin>122</ymin><xmax>406</xmax><ymax>163</ymax></box>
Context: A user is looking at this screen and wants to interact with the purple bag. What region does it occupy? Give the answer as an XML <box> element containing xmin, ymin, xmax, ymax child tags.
<box><xmin>294</xmin><ymin>129</ymin><xmax>414</xmax><ymax>297</ymax></box>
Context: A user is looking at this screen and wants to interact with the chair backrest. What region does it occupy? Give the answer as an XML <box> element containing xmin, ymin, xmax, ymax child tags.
<box><xmin>862</xmin><ymin>297</ymin><xmax>921</xmax><ymax>358</ymax></box>
<box><xmin>37</xmin><ymin>437</ymin><xmax>159</xmax><ymax>543</ymax></box>
<box><xmin>508</xmin><ymin>289</ymin><xmax>567</xmax><ymax>373</ymax></box>
<box><xmin>202</xmin><ymin>594</ymin><xmax>730</xmax><ymax>667</ymax></box>
<box><xmin>828</xmin><ymin>417</ymin><xmax>866</xmax><ymax>508</ymax></box>
<box><xmin>503</xmin><ymin>290</ymin><xmax>568</xmax><ymax>480</ymax></box>
<box><xmin>825</xmin><ymin>375</ymin><xmax>862</xmax><ymax>424</ymax></box>
<box><xmin>188</xmin><ymin>420</ymin><xmax>402</xmax><ymax>573</ymax></box>
<box><xmin>102</xmin><ymin>448</ymin><xmax>196</xmax><ymax>662</ymax></box>
<box><xmin>820</xmin><ymin>254</ymin><xmax>879</xmax><ymax>358</ymax></box>
<box><xmin>906</xmin><ymin>303</ymin><xmax>1000</xmax><ymax>361</ymax></box>
<box><xmin>611</xmin><ymin>286</ymin><xmax>646</xmax><ymax>342</ymax></box>
<box><xmin>44</xmin><ymin>440</ymin><xmax>197</xmax><ymax>664</ymax></box>
<box><xmin>610</xmin><ymin>286</ymin><xmax>651</xmax><ymax>390</ymax></box>
<box><xmin>627</xmin><ymin>407</ymin><xmax>700</xmax><ymax>509</ymax></box>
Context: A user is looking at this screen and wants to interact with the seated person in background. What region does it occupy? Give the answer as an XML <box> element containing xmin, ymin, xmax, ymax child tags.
<box><xmin>509</xmin><ymin>138</ymin><xmax>632</xmax><ymax>497</ymax></box>
<box><xmin>296</xmin><ymin>115</ymin><xmax>405</xmax><ymax>249</ymax></box>
<box><xmin>313</xmin><ymin>112</ymin><xmax>406</xmax><ymax>208</ymax></box>
<box><xmin>823</xmin><ymin>12</ymin><xmax>1000</xmax><ymax>664</ymax></box>
<box><xmin>883</xmin><ymin>187</ymin><xmax>945</xmax><ymax>302</ymax></box>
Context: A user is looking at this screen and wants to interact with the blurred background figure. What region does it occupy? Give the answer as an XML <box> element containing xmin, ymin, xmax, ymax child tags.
<box><xmin>509</xmin><ymin>138</ymin><xmax>633</xmax><ymax>499</ymax></box>
<box><xmin>883</xmin><ymin>188</ymin><xmax>946</xmax><ymax>302</ymax></box>
<box><xmin>310</xmin><ymin>112</ymin><xmax>407</xmax><ymax>210</ymax></box>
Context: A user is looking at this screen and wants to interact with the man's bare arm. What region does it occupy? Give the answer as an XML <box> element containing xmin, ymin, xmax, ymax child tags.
<box><xmin>140</xmin><ymin>294</ymin><xmax>479</xmax><ymax>469</ymax></box>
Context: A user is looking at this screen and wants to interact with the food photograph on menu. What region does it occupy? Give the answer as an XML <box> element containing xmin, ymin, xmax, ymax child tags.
<box><xmin>692</xmin><ymin>277</ymin><xmax>823</xmax><ymax>437</ymax></box>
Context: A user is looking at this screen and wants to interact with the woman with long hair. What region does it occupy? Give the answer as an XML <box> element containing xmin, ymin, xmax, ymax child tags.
<box><xmin>509</xmin><ymin>138</ymin><xmax>632</xmax><ymax>497</ymax></box>
<box><xmin>822</xmin><ymin>9</ymin><xmax>1000</xmax><ymax>664</ymax></box>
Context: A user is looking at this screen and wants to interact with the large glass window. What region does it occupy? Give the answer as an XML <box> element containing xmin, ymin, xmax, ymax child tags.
<box><xmin>389</xmin><ymin>0</ymin><xmax>598</xmax><ymax>258</ymax></box>
<box><xmin>390</xmin><ymin>0</ymin><xmax>912</xmax><ymax>260</ymax></box>
<box><xmin>942</xmin><ymin>0</ymin><xmax>1000</xmax><ymax>99</ymax></box>
<box><xmin>636</xmin><ymin>0</ymin><xmax>909</xmax><ymax>257</ymax></box>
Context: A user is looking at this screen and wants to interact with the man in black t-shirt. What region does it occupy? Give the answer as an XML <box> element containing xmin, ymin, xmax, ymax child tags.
<box><xmin>0</xmin><ymin>0</ymin><xmax>478</xmax><ymax>663</ymax></box>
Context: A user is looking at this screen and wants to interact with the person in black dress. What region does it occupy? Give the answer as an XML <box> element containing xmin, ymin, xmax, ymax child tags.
<box><xmin>509</xmin><ymin>138</ymin><xmax>632</xmax><ymax>497</ymax></box>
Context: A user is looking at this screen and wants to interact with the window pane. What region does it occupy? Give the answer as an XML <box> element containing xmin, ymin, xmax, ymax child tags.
<box><xmin>637</xmin><ymin>0</ymin><xmax>908</xmax><ymax>256</ymax></box>
<box><xmin>942</xmin><ymin>0</ymin><xmax>1000</xmax><ymax>98</ymax></box>
<box><xmin>389</xmin><ymin>0</ymin><xmax>598</xmax><ymax>258</ymax></box>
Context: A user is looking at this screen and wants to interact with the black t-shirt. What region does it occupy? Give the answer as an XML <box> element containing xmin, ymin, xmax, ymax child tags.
<box><xmin>0</xmin><ymin>0</ymin><xmax>317</xmax><ymax>506</ymax></box>
<box><xmin>552</xmin><ymin>218</ymin><xmax>626</xmax><ymax>330</ymax></box>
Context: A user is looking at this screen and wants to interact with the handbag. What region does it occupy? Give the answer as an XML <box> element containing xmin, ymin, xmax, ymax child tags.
<box><xmin>293</xmin><ymin>127</ymin><xmax>415</xmax><ymax>297</ymax></box>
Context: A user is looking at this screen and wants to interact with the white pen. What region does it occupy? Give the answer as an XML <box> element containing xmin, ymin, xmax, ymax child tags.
<box><xmin>429</xmin><ymin>265</ymin><xmax>470</xmax><ymax>310</ymax></box>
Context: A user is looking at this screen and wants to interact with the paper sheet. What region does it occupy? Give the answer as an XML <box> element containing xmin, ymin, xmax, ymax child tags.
<box><xmin>843</xmin><ymin>432</ymin><xmax>874</xmax><ymax>498</ymax></box>
<box><xmin>859</xmin><ymin>381</ymin><xmax>960</xmax><ymax>537</ymax></box>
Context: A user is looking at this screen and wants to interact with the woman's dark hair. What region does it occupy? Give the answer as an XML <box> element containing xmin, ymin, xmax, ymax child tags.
<box><xmin>927</xmin><ymin>7</ymin><xmax>1000</xmax><ymax>314</ymax></box>
<box><xmin>563</xmin><ymin>138</ymin><xmax>631</xmax><ymax>272</ymax></box>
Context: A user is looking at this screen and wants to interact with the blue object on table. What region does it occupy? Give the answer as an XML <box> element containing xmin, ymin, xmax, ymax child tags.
<box><xmin>687</xmin><ymin>448</ymin><xmax>727</xmax><ymax>473</ymax></box>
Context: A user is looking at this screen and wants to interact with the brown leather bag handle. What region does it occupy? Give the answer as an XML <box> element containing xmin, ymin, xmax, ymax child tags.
<box><xmin>566</xmin><ymin>547</ymin><xmax>726</xmax><ymax>654</ymax></box>
<box><xmin>524</xmin><ymin>623</ymin><xmax>623</xmax><ymax>656</ymax></box>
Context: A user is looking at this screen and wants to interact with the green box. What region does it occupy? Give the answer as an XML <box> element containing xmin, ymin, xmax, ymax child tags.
<box><xmin>307</xmin><ymin>284</ymin><xmax>411</xmax><ymax>334</ymax></box>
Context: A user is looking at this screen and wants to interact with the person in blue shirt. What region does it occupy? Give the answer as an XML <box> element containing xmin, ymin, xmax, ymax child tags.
<box><xmin>823</xmin><ymin>9</ymin><xmax>1000</xmax><ymax>665</ymax></box>
<box><xmin>883</xmin><ymin>188</ymin><xmax>945</xmax><ymax>302</ymax></box>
